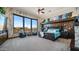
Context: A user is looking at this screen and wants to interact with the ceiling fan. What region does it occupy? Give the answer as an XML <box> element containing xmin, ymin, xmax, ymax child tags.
<box><xmin>38</xmin><ymin>8</ymin><xmax>45</xmax><ymax>14</ymax></box>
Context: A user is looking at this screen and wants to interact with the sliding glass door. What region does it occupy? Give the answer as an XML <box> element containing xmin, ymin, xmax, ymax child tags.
<box><xmin>13</xmin><ymin>15</ymin><xmax>23</xmax><ymax>33</ymax></box>
<box><xmin>24</xmin><ymin>18</ymin><xmax>31</xmax><ymax>34</ymax></box>
<box><xmin>32</xmin><ymin>19</ymin><xmax>38</xmax><ymax>35</ymax></box>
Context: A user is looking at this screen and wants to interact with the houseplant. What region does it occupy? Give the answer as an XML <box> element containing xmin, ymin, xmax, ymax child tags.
<box><xmin>0</xmin><ymin>7</ymin><xmax>5</xmax><ymax>15</ymax></box>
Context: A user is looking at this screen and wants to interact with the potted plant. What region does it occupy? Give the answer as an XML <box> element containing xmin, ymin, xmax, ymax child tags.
<box><xmin>0</xmin><ymin>7</ymin><xmax>5</xmax><ymax>14</ymax></box>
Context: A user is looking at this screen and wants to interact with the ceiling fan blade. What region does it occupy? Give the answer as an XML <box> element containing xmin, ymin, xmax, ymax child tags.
<box><xmin>38</xmin><ymin>8</ymin><xmax>44</xmax><ymax>11</ymax></box>
<box><xmin>37</xmin><ymin>8</ymin><xmax>45</xmax><ymax>14</ymax></box>
<box><xmin>41</xmin><ymin>8</ymin><xmax>44</xmax><ymax>10</ymax></box>
<box><xmin>41</xmin><ymin>12</ymin><xmax>45</xmax><ymax>13</ymax></box>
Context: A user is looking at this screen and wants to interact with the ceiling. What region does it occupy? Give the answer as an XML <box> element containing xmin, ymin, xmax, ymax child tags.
<box><xmin>13</xmin><ymin>7</ymin><xmax>76</xmax><ymax>19</ymax></box>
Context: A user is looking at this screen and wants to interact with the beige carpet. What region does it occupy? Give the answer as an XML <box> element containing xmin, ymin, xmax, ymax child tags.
<box><xmin>0</xmin><ymin>36</ymin><xmax>71</xmax><ymax>51</ymax></box>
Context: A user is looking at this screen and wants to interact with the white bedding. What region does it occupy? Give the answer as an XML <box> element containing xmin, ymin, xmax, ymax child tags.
<box><xmin>0</xmin><ymin>36</ymin><xmax>70</xmax><ymax>51</ymax></box>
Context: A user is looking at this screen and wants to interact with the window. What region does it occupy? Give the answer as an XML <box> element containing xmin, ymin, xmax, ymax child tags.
<box><xmin>13</xmin><ymin>14</ymin><xmax>38</xmax><ymax>35</ymax></box>
<box><xmin>13</xmin><ymin>15</ymin><xmax>23</xmax><ymax>33</ymax></box>
<box><xmin>24</xmin><ymin>18</ymin><xmax>31</xmax><ymax>33</ymax></box>
<box><xmin>0</xmin><ymin>14</ymin><xmax>6</xmax><ymax>34</ymax></box>
<box><xmin>32</xmin><ymin>19</ymin><xmax>37</xmax><ymax>34</ymax></box>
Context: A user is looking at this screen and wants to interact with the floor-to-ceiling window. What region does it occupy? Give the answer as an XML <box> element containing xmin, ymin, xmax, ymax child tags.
<box><xmin>0</xmin><ymin>14</ymin><xmax>8</xmax><ymax>45</ymax></box>
<box><xmin>32</xmin><ymin>19</ymin><xmax>38</xmax><ymax>35</ymax></box>
<box><xmin>13</xmin><ymin>14</ymin><xmax>23</xmax><ymax>33</ymax></box>
<box><xmin>0</xmin><ymin>14</ymin><xmax>6</xmax><ymax>34</ymax></box>
<box><xmin>13</xmin><ymin>14</ymin><xmax>38</xmax><ymax>35</ymax></box>
<box><xmin>24</xmin><ymin>18</ymin><xmax>31</xmax><ymax>34</ymax></box>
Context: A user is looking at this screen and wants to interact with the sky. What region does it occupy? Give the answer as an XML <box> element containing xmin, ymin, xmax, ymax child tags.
<box><xmin>14</xmin><ymin>15</ymin><xmax>23</xmax><ymax>27</ymax></box>
<box><xmin>0</xmin><ymin>14</ymin><xmax>5</xmax><ymax>30</ymax></box>
<box><xmin>32</xmin><ymin>19</ymin><xmax>37</xmax><ymax>28</ymax></box>
<box><xmin>0</xmin><ymin>15</ymin><xmax>37</xmax><ymax>31</ymax></box>
<box><xmin>14</xmin><ymin>15</ymin><xmax>37</xmax><ymax>28</ymax></box>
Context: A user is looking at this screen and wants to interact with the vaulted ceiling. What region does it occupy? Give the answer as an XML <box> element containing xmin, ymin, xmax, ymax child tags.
<box><xmin>13</xmin><ymin>7</ymin><xmax>76</xmax><ymax>19</ymax></box>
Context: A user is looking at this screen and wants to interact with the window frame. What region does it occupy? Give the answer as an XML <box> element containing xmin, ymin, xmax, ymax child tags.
<box><xmin>0</xmin><ymin>14</ymin><xmax>7</xmax><ymax>34</ymax></box>
<box><xmin>24</xmin><ymin>17</ymin><xmax>32</xmax><ymax>33</ymax></box>
<box><xmin>13</xmin><ymin>13</ymin><xmax>38</xmax><ymax>34</ymax></box>
<box><xmin>13</xmin><ymin>14</ymin><xmax>24</xmax><ymax>33</ymax></box>
<box><xmin>31</xmin><ymin>19</ymin><xmax>38</xmax><ymax>33</ymax></box>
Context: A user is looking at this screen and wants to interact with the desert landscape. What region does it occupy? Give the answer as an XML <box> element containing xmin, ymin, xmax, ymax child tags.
<box><xmin>13</xmin><ymin>27</ymin><xmax>37</xmax><ymax>33</ymax></box>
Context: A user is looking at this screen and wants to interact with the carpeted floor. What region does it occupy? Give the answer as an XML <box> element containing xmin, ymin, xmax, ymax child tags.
<box><xmin>0</xmin><ymin>36</ymin><xmax>71</xmax><ymax>51</ymax></box>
